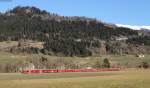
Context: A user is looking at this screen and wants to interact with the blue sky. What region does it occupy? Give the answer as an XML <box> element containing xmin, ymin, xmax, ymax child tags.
<box><xmin>0</xmin><ymin>0</ymin><xmax>150</xmax><ymax>26</ymax></box>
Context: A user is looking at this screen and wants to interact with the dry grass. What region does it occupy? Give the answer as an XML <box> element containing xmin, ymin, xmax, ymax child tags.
<box><xmin>0</xmin><ymin>69</ymin><xmax>150</xmax><ymax>88</ymax></box>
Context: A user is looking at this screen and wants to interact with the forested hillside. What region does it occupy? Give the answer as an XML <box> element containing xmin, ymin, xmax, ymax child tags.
<box><xmin>0</xmin><ymin>6</ymin><xmax>149</xmax><ymax>56</ymax></box>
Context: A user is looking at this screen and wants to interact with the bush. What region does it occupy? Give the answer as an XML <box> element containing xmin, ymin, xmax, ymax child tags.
<box><xmin>102</xmin><ymin>58</ymin><xmax>110</xmax><ymax>68</ymax></box>
<box><xmin>142</xmin><ymin>62</ymin><xmax>149</xmax><ymax>69</ymax></box>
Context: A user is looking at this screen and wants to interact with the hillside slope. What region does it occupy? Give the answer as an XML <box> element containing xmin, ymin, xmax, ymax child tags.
<box><xmin>0</xmin><ymin>6</ymin><xmax>149</xmax><ymax>56</ymax></box>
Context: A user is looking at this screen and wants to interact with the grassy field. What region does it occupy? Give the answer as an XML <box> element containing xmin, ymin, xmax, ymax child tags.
<box><xmin>0</xmin><ymin>51</ymin><xmax>149</xmax><ymax>68</ymax></box>
<box><xmin>0</xmin><ymin>45</ymin><xmax>149</xmax><ymax>88</ymax></box>
<box><xmin>0</xmin><ymin>41</ymin><xmax>149</xmax><ymax>68</ymax></box>
<box><xmin>0</xmin><ymin>69</ymin><xmax>149</xmax><ymax>88</ymax></box>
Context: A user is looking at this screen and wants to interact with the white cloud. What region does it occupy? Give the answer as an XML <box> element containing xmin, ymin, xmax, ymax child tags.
<box><xmin>116</xmin><ymin>24</ymin><xmax>150</xmax><ymax>30</ymax></box>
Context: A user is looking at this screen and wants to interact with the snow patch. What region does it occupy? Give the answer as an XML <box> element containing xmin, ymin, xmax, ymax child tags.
<box><xmin>116</xmin><ymin>24</ymin><xmax>150</xmax><ymax>30</ymax></box>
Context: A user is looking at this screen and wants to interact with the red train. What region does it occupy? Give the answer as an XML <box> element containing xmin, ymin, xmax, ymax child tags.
<box><xmin>21</xmin><ymin>68</ymin><xmax>121</xmax><ymax>74</ymax></box>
